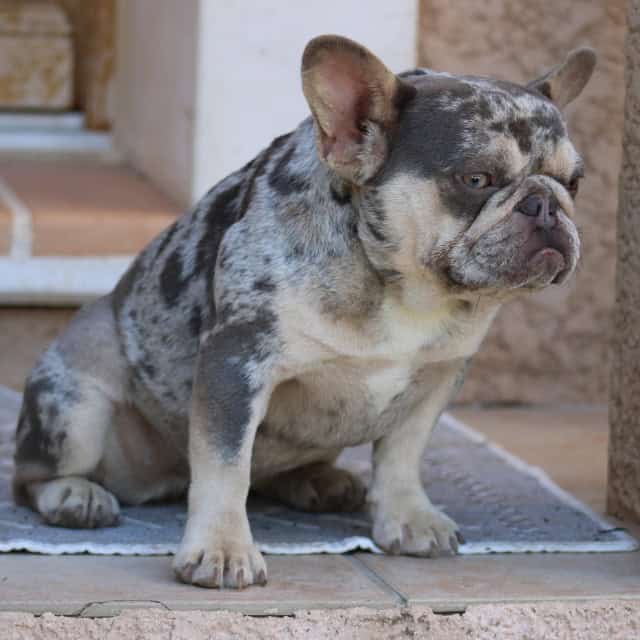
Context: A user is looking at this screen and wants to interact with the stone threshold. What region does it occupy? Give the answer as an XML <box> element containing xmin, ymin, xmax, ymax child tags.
<box><xmin>1</xmin><ymin>551</ymin><xmax>640</xmax><ymax>618</ymax></box>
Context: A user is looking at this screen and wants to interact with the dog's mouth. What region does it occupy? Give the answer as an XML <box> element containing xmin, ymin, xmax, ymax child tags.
<box><xmin>525</xmin><ymin>228</ymin><xmax>574</xmax><ymax>285</ymax></box>
<box><xmin>528</xmin><ymin>246</ymin><xmax>567</xmax><ymax>284</ymax></box>
<box><xmin>441</xmin><ymin>220</ymin><xmax>577</xmax><ymax>291</ymax></box>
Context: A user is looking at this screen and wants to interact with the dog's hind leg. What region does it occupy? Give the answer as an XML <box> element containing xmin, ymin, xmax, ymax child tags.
<box><xmin>25</xmin><ymin>477</ymin><xmax>120</xmax><ymax>529</ymax></box>
<box><xmin>13</xmin><ymin>298</ymin><xmax>126</xmax><ymax>528</ymax></box>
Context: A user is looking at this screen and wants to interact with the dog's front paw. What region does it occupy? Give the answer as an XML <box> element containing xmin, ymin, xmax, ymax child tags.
<box><xmin>173</xmin><ymin>536</ymin><xmax>267</xmax><ymax>589</ymax></box>
<box><xmin>372</xmin><ymin>501</ymin><xmax>462</xmax><ymax>557</ymax></box>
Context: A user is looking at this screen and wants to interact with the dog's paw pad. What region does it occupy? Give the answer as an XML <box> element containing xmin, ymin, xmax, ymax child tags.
<box><xmin>373</xmin><ymin>505</ymin><xmax>461</xmax><ymax>557</ymax></box>
<box><xmin>173</xmin><ymin>542</ymin><xmax>267</xmax><ymax>589</ymax></box>
<box><xmin>36</xmin><ymin>478</ymin><xmax>120</xmax><ymax>529</ymax></box>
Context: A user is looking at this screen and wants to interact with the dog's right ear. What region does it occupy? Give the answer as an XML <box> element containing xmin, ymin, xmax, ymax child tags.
<box><xmin>527</xmin><ymin>48</ymin><xmax>597</xmax><ymax>109</ymax></box>
<box><xmin>301</xmin><ymin>35</ymin><xmax>416</xmax><ymax>185</ymax></box>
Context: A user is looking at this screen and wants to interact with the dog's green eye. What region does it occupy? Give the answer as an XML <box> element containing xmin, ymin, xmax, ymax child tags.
<box><xmin>461</xmin><ymin>173</ymin><xmax>492</xmax><ymax>189</ymax></box>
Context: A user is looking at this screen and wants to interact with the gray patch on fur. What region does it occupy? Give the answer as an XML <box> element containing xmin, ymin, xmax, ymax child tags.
<box><xmin>195</xmin><ymin>314</ymin><xmax>277</xmax><ymax>462</ymax></box>
<box><xmin>14</xmin><ymin>347</ymin><xmax>80</xmax><ymax>481</ymax></box>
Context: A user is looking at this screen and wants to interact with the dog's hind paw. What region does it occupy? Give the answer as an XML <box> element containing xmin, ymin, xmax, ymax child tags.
<box><xmin>30</xmin><ymin>477</ymin><xmax>120</xmax><ymax>529</ymax></box>
<box><xmin>254</xmin><ymin>462</ymin><xmax>367</xmax><ymax>513</ymax></box>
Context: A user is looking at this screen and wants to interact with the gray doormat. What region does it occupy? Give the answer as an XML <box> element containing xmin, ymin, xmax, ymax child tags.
<box><xmin>0</xmin><ymin>386</ymin><xmax>636</xmax><ymax>555</ymax></box>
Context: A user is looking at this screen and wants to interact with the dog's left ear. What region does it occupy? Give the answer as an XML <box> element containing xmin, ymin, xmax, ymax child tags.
<box><xmin>527</xmin><ymin>48</ymin><xmax>597</xmax><ymax>109</ymax></box>
<box><xmin>302</xmin><ymin>35</ymin><xmax>416</xmax><ymax>184</ymax></box>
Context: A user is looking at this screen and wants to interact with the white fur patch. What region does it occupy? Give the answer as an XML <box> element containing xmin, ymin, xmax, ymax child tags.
<box><xmin>364</xmin><ymin>363</ymin><xmax>411</xmax><ymax>414</ymax></box>
<box><xmin>375</xmin><ymin>294</ymin><xmax>453</xmax><ymax>357</ymax></box>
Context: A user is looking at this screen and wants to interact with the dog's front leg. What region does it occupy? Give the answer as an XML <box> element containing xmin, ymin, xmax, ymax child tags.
<box><xmin>173</xmin><ymin>324</ymin><xmax>277</xmax><ymax>589</ymax></box>
<box><xmin>369</xmin><ymin>360</ymin><xmax>466</xmax><ymax>557</ymax></box>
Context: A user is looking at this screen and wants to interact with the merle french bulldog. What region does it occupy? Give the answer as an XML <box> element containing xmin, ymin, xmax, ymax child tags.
<box><xmin>13</xmin><ymin>36</ymin><xmax>595</xmax><ymax>588</ymax></box>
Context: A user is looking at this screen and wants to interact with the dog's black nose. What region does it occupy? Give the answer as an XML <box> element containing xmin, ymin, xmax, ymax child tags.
<box><xmin>516</xmin><ymin>193</ymin><xmax>558</xmax><ymax>230</ymax></box>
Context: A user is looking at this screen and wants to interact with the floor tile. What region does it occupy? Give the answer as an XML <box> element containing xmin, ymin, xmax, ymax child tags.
<box><xmin>0</xmin><ymin>554</ymin><xmax>399</xmax><ymax>616</ymax></box>
<box><xmin>357</xmin><ymin>552</ymin><xmax>640</xmax><ymax>611</ymax></box>
<box><xmin>0</xmin><ymin>160</ymin><xmax>180</xmax><ymax>256</ymax></box>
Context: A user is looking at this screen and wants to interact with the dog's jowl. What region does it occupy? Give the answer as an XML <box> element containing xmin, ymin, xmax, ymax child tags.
<box><xmin>12</xmin><ymin>36</ymin><xmax>596</xmax><ymax>588</ymax></box>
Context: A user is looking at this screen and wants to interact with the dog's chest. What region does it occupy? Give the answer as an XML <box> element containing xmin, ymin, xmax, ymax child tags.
<box><xmin>270</xmin><ymin>306</ymin><xmax>455</xmax><ymax>445</ymax></box>
<box><xmin>266</xmin><ymin>355</ymin><xmax>420</xmax><ymax>449</ymax></box>
<box><xmin>362</xmin><ymin>361</ymin><xmax>413</xmax><ymax>414</ymax></box>
<box><xmin>267</xmin><ymin>294</ymin><xmax>495</xmax><ymax>449</ymax></box>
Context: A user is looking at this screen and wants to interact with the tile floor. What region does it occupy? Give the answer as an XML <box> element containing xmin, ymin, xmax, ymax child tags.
<box><xmin>1</xmin><ymin>401</ymin><xmax>638</xmax><ymax>617</ymax></box>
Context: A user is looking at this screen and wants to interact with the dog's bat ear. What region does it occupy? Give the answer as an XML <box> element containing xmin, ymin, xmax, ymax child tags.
<box><xmin>301</xmin><ymin>35</ymin><xmax>416</xmax><ymax>184</ymax></box>
<box><xmin>527</xmin><ymin>48</ymin><xmax>597</xmax><ymax>109</ymax></box>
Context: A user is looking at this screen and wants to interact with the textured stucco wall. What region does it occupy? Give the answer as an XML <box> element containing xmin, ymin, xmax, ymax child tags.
<box><xmin>608</xmin><ymin>0</ymin><xmax>640</xmax><ymax>522</ymax></box>
<box><xmin>2</xmin><ymin>603</ymin><xmax>640</xmax><ymax>639</ymax></box>
<box><xmin>418</xmin><ymin>1</ymin><xmax>626</xmax><ymax>405</ymax></box>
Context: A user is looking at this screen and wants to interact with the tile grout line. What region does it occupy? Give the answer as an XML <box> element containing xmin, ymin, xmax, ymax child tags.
<box><xmin>0</xmin><ymin>176</ymin><xmax>32</xmax><ymax>259</ymax></box>
<box><xmin>348</xmin><ymin>555</ymin><xmax>408</xmax><ymax>607</ymax></box>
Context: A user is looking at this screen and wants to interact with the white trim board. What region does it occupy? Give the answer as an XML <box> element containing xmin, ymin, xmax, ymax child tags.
<box><xmin>0</xmin><ymin>111</ymin><xmax>85</xmax><ymax>131</ymax></box>
<box><xmin>0</xmin><ymin>257</ymin><xmax>133</xmax><ymax>306</ymax></box>
<box><xmin>0</xmin><ymin>130</ymin><xmax>113</xmax><ymax>154</ymax></box>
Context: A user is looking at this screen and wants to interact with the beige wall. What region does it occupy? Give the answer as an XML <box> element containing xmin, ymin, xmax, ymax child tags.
<box><xmin>113</xmin><ymin>0</ymin><xmax>198</xmax><ymax>208</ymax></box>
<box><xmin>419</xmin><ymin>0</ymin><xmax>626</xmax><ymax>405</ymax></box>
